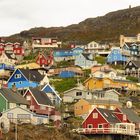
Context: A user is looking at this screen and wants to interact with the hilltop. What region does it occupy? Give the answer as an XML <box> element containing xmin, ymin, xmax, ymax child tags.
<box><xmin>3</xmin><ymin>6</ymin><xmax>140</xmax><ymax>44</ymax></box>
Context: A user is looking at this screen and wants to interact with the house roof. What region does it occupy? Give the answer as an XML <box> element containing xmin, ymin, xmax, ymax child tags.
<box><xmin>82</xmin><ymin>53</ymin><xmax>93</xmax><ymax>61</ymax></box>
<box><xmin>42</xmin><ymin>84</ymin><xmax>62</xmax><ymax>100</ymax></box>
<box><xmin>29</xmin><ymin>87</ymin><xmax>53</xmax><ymax>106</ymax></box>
<box><xmin>5</xmin><ymin>53</ymin><xmax>17</xmax><ymax>60</ymax></box>
<box><xmin>120</xmin><ymin>108</ymin><xmax>140</xmax><ymax>123</ymax></box>
<box><xmin>20</xmin><ymin>69</ymin><xmax>44</xmax><ymax>82</ymax></box>
<box><xmin>82</xmin><ymin>107</ymin><xmax>120</xmax><ymax>125</ymax></box>
<box><xmin>131</xmin><ymin>60</ymin><xmax>140</xmax><ymax>68</ymax></box>
<box><xmin>85</xmin><ymin>99</ymin><xmax>122</xmax><ymax>106</ymax></box>
<box><xmin>0</xmin><ymin>88</ymin><xmax>29</xmax><ymax>105</ymax></box>
<box><xmin>97</xmin><ymin>108</ymin><xmax>120</xmax><ymax>123</ymax></box>
<box><xmin>125</xmin><ymin>42</ymin><xmax>140</xmax><ymax>47</ymax></box>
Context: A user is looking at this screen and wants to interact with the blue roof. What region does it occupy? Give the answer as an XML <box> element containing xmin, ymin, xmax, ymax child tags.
<box><xmin>59</xmin><ymin>71</ymin><xmax>75</xmax><ymax>78</ymax></box>
<box><xmin>43</xmin><ymin>85</ymin><xmax>54</xmax><ymax>93</ymax></box>
<box><xmin>107</xmin><ymin>49</ymin><xmax>127</xmax><ymax>63</ymax></box>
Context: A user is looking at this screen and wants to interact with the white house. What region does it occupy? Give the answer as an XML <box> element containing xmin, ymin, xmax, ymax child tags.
<box><xmin>1</xmin><ymin>106</ymin><xmax>49</xmax><ymax>125</ymax></box>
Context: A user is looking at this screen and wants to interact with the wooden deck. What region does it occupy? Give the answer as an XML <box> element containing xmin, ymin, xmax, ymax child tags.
<box><xmin>73</xmin><ymin>128</ymin><xmax>139</xmax><ymax>136</ymax></box>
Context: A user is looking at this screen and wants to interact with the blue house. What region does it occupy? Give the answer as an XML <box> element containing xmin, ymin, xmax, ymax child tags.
<box><xmin>122</xmin><ymin>42</ymin><xmax>140</xmax><ymax>60</ymax></box>
<box><xmin>59</xmin><ymin>71</ymin><xmax>75</xmax><ymax>78</ymax></box>
<box><xmin>75</xmin><ymin>53</ymin><xmax>97</xmax><ymax>69</ymax></box>
<box><xmin>107</xmin><ymin>48</ymin><xmax>127</xmax><ymax>65</ymax></box>
<box><xmin>7</xmin><ymin>69</ymin><xmax>45</xmax><ymax>89</ymax></box>
<box><xmin>53</xmin><ymin>48</ymin><xmax>73</xmax><ymax>62</ymax></box>
<box><xmin>42</xmin><ymin>84</ymin><xmax>62</xmax><ymax>106</ymax></box>
<box><xmin>72</xmin><ymin>47</ymin><xmax>84</xmax><ymax>56</ymax></box>
<box><xmin>0</xmin><ymin>63</ymin><xmax>15</xmax><ymax>71</ymax></box>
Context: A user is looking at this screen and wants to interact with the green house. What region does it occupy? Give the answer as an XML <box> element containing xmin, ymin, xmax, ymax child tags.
<box><xmin>0</xmin><ymin>88</ymin><xmax>29</xmax><ymax>112</ymax></box>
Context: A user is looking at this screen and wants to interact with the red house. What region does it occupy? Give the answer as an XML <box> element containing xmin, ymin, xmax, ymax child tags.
<box><xmin>114</xmin><ymin>108</ymin><xmax>140</xmax><ymax>129</ymax></box>
<box><xmin>13</xmin><ymin>42</ymin><xmax>24</xmax><ymax>55</ymax></box>
<box><xmin>23</xmin><ymin>87</ymin><xmax>55</xmax><ymax>116</ymax></box>
<box><xmin>0</xmin><ymin>43</ymin><xmax>4</xmax><ymax>54</ymax></box>
<box><xmin>82</xmin><ymin>108</ymin><xmax>120</xmax><ymax>129</ymax></box>
<box><xmin>36</xmin><ymin>51</ymin><xmax>53</xmax><ymax>67</ymax></box>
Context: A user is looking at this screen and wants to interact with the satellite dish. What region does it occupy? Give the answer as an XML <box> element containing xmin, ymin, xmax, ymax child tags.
<box><xmin>126</xmin><ymin>101</ymin><xmax>132</xmax><ymax>108</ymax></box>
<box><xmin>0</xmin><ymin>117</ymin><xmax>10</xmax><ymax>133</ymax></box>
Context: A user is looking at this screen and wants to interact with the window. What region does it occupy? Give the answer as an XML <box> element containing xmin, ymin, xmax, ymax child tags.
<box><xmin>93</xmin><ymin>113</ymin><xmax>98</xmax><ymax>119</ymax></box>
<box><xmin>19</xmin><ymin>81</ymin><xmax>22</xmax><ymax>84</ymax></box>
<box><xmin>132</xmin><ymin>67</ymin><xmax>135</xmax><ymax>71</ymax></box>
<box><xmin>81</xmin><ymin>106</ymin><xmax>83</xmax><ymax>110</ymax></box>
<box><xmin>123</xmin><ymin>114</ymin><xmax>127</xmax><ymax>121</ymax></box>
<box><xmin>26</xmin><ymin>95</ymin><xmax>31</xmax><ymax>101</ymax></box>
<box><xmin>76</xmin><ymin>92</ymin><xmax>82</xmax><ymax>96</ymax></box>
<box><xmin>14</xmin><ymin>74</ymin><xmax>21</xmax><ymax>79</ymax></box>
<box><xmin>98</xmin><ymin>124</ymin><xmax>103</xmax><ymax>128</ymax></box>
<box><xmin>30</xmin><ymin>105</ymin><xmax>34</xmax><ymax>110</ymax></box>
<box><xmin>87</xmin><ymin>124</ymin><xmax>93</xmax><ymax>128</ymax></box>
<box><xmin>40</xmin><ymin>105</ymin><xmax>46</xmax><ymax>110</ymax></box>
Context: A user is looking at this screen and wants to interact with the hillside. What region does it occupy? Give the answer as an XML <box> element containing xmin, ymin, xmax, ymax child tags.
<box><xmin>4</xmin><ymin>6</ymin><xmax>140</xmax><ymax>44</ymax></box>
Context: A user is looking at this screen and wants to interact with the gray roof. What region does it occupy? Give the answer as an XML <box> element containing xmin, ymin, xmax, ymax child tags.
<box><xmin>20</xmin><ymin>69</ymin><xmax>44</xmax><ymax>82</ymax></box>
<box><xmin>120</xmin><ymin>108</ymin><xmax>140</xmax><ymax>123</ymax></box>
<box><xmin>29</xmin><ymin>88</ymin><xmax>53</xmax><ymax>106</ymax></box>
<box><xmin>0</xmin><ymin>88</ymin><xmax>29</xmax><ymax>105</ymax></box>
<box><xmin>97</xmin><ymin>108</ymin><xmax>120</xmax><ymax>123</ymax></box>
<box><xmin>85</xmin><ymin>99</ymin><xmax>122</xmax><ymax>106</ymax></box>
<box><xmin>131</xmin><ymin>60</ymin><xmax>140</xmax><ymax>68</ymax></box>
<box><xmin>82</xmin><ymin>53</ymin><xmax>93</xmax><ymax>61</ymax></box>
<box><xmin>5</xmin><ymin>53</ymin><xmax>17</xmax><ymax>60</ymax></box>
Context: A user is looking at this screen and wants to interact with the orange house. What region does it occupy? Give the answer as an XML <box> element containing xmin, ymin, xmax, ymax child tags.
<box><xmin>74</xmin><ymin>98</ymin><xmax>122</xmax><ymax>117</ymax></box>
<box><xmin>84</xmin><ymin>77</ymin><xmax>138</xmax><ymax>91</ymax></box>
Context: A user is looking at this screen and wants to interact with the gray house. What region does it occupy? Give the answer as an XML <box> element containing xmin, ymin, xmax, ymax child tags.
<box><xmin>63</xmin><ymin>86</ymin><xmax>92</xmax><ymax>103</ymax></box>
<box><xmin>75</xmin><ymin>53</ymin><xmax>97</xmax><ymax>69</ymax></box>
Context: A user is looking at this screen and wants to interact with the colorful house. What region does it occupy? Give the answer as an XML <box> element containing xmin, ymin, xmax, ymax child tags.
<box><xmin>114</xmin><ymin>108</ymin><xmax>140</xmax><ymax>129</ymax></box>
<box><xmin>23</xmin><ymin>87</ymin><xmax>55</xmax><ymax>116</ymax></box>
<box><xmin>125</xmin><ymin>60</ymin><xmax>140</xmax><ymax>78</ymax></box>
<box><xmin>75</xmin><ymin>53</ymin><xmax>97</xmax><ymax>69</ymax></box>
<box><xmin>36</xmin><ymin>51</ymin><xmax>53</xmax><ymax>67</ymax></box>
<box><xmin>42</xmin><ymin>84</ymin><xmax>62</xmax><ymax>106</ymax></box>
<box><xmin>63</xmin><ymin>85</ymin><xmax>92</xmax><ymax>103</ymax></box>
<box><xmin>32</xmin><ymin>37</ymin><xmax>62</xmax><ymax>48</ymax></box>
<box><xmin>53</xmin><ymin>48</ymin><xmax>73</xmax><ymax>62</ymax></box>
<box><xmin>84</xmin><ymin>77</ymin><xmax>138</xmax><ymax>92</ymax></box>
<box><xmin>82</xmin><ymin>108</ymin><xmax>120</xmax><ymax>129</ymax></box>
<box><xmin>74</xmin><ymin>90</ymin><xmax>122</xmax><ymax>117</ymax></box>
<box><xmin>59</xmin><ymin>70</ymin><xmax>75</xmax><ymax>78</ymax></box>
<box><xmin>72</xmin><ymin>47</ymin><xmax>84</xmax><ymax>57</ymax></box>
<box><xmin>0</xmin><ymin>52</ymin><xmax>18</xmax><ymax>65</ymax></box>
<box><xmin>7</xmin><ymin>69</ymin><xmax>49</xmax><ymax>89</ymax></box>
<box><xmin>79</xmin><ymin>107</ymin><xmax>137</xmax><ymax>135</ymax></box>
<box><xmin>107</xmin><ymin>48</ymin><xmax>127</xmax><ymax>65</ymax></box>
<box><xmin>1</xmin><ymin>106</ymin><xmax>49</xmax><ymax>125</ymax></box>
<box><xmin>0</xmin><ymin>88</ymin><xmax>29</xmax><ymax>112</ymax></box>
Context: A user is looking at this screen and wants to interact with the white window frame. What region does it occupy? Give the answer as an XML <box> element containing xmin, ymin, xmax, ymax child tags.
<box><xmin>93</xmin><ymin>113</ymin><xmax>98</xmax><ymax>119</ymax></box>
<box><xmin>123</xmin><ymin>114</ymin><xmax>127</xmax><ymax>121</ymax></box>
<box><xmin>26</xmin><ymin>95</ymin><xmax>31</xmax><ymax>101</ymax></box>
<box><xmin>87</xmin><ymin>124</ymin><xmax>93</xmax><ymax>128</ymax></box>
<box><xmin>98</xmin><ymin>124</ymin><xmax>103</xmax><ymax>128</ymax></box>
<box><xmin>14</xmin><ymin>74</ymin><xmax>21</xmax><ymax>79</ymax></box>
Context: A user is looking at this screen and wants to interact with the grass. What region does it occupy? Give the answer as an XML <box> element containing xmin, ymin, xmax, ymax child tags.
<box><xmin>126</xmin><ymin>76</ymin><xmax>138</xmax><ymax>82</ymax></box>
<box><xmin>55</xmin><ymin>60</ymin><xmax>74</xmax><ymax>68</ymax></box>
<box><xmin>51</xmin><ymin>77</ymin><xmax>77</xmax><ymax>93</ymax></box>
<box><xmin>95</xmin><ymin>56</ymin><xmax>106</xmax><ymax>65</ymax></box>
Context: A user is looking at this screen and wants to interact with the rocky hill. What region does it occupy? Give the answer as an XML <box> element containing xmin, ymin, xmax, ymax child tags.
<box><xmin>4</xmin><ymin>6</ymin><xmax>140</xmax><ymax>44</ymax></box>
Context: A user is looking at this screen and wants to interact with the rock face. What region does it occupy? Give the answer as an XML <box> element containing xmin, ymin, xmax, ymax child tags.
<box><xmin>4</xmin><ymin>6</ymin><xmax>140</xmax><ymax>44</ymax></box>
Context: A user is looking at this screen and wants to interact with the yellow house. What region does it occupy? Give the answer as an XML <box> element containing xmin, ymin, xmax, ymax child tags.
<box><xmin>74</xmin><ymin>98</ymin><xmax>122</xmax><ymax>117</ymax></box>
<box><xmin>84</xmin><ymin>77</ymin><xmax>138</xmax><ymax>91</ymax></box>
